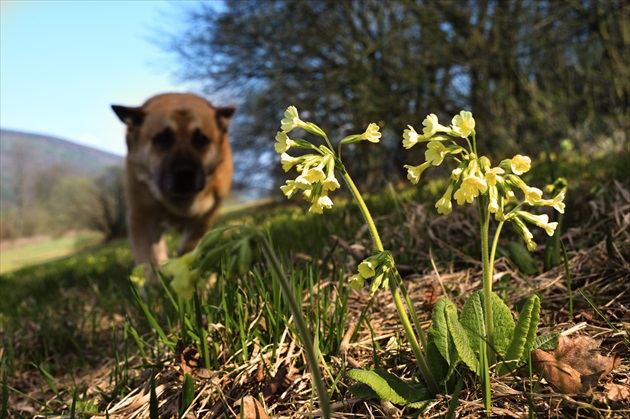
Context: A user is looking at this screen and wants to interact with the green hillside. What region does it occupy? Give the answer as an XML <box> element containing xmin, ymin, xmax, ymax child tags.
<box><xmin>0</xmin><ymin>129</ymin><xmax>124</xmax><ymax>207</ymax></box>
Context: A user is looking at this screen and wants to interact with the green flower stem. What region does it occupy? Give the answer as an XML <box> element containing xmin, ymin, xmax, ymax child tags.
<box><xmin>489</xmin><ymin>221</ymin><xmax>505</xmax><ymax>275</ymax></box>
<box><xmin>339</xmin><ymin>169</ymin><xmax>438</xmax><ymax>394</ymax></box>
<box><xmin>392</xmin><ymin>268</ymin><xmax>429</xmax><ymax>352</ymax></box>
<box><xmin>387</xmin><ymin>278</ymin><xmax>438</xmax><ymax>394</ymax></box>
<box><xmin>338</xmin><ymin>167</ymin><xmax>383</xmax><ymax>251</ymax></box>
<box><xmin>478</xmin><ymin>196</ymin><xmax>495</xmax><ymax>365</ymax></box>
<box><xmin>258</xmin><ymin>234</ymin><xmax>331</xmax><ymax>418</ymax></box>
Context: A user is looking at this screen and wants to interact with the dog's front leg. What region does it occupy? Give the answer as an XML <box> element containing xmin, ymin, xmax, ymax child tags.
<box><xmin>128</xmin><ymin>210</ymin><xmax>168</xmax><ymax>274</ymax></box>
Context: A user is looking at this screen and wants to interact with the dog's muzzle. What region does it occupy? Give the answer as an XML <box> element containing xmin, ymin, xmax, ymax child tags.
<box><xmin>159</xmin><ymin>162</ymin><xmax>206</xmax><ymax>196</ymax></box>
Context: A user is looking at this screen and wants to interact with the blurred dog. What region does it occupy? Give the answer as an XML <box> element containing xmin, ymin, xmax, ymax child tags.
<box><xmin>112</xmin><ymin>93</ymin><xmax>235</xmax><ymax>273</ymax></box>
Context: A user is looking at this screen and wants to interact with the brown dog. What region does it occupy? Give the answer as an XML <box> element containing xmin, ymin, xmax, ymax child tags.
<box><xmin>112</xmin><ymin>93</ymin><xmax>235</xmax><ymax>272</ymax></box>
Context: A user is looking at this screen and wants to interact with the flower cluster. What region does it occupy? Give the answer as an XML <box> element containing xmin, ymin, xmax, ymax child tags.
<box><xmin>277</xmin><ymin>106</ymin><xmax>381</xmax><ymax>214</ymax></box>
<box><xmin>403</xmin><ymin>111</ymin><xmax>566</xmax><ymax>250</ymax></box>
<box><xmin>161</xmin><ymin>250</ymin><xmax>200</xmax><ymax>299</ymax></box>
<box><xmin>348</xmin><ymin>251</ymin><xmax>392</xmax><ymax>296</ymax></box>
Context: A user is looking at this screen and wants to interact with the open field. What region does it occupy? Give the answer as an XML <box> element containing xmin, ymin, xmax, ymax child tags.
<box><xmin>0</xmin><ymin>232</ymin><xmax>103</xmax><ymax>274</ymax></box>
<box><xmin>0</xmin><ymin>150</ymin><xmax>628</xmax><ymax>418</ymax></box>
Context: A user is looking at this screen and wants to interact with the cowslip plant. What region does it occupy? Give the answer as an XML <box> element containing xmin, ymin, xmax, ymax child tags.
<box><xmin>403</xmin><ymin>111</ymin><xmax>566</xmax><ymax>410</ymax></box>
<box><xmin>277</xmin><ymin>106</ymin><xmax>440</xmax><ymax>402</ymax></box>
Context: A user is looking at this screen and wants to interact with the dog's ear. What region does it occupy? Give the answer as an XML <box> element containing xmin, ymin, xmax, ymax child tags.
<box><xmin>112</xmin><ymin>105</ymin><xmax>145</xmax><ymax>126</ymax></box>
<box><xmin>215</xmin><ymin>106</ymin><xmax>236</xmax><ymax>131</ymax></box>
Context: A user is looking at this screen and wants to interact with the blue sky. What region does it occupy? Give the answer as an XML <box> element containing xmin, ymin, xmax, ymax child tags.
<box><xmin>1</xmin><ymin>0</ymin><xmax>203</xmax><ymax>156</ymax></box>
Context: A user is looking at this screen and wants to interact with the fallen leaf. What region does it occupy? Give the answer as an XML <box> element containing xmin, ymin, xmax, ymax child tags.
<box><xmin>235</xmin><ymin>396</ymin><xmax>269</xmax><ymax>419</ymax></box>
<box><xmin>179</xmin><ymin>346</ymin><xmax>200</xmax><ymax>375</ymax></box>
<box><xmin>262</xmin><ymin>364</ymin><xmax>300</xmax><ymax>400</ymax></box>
<box><xmin>603</xmin><ymin>383</ymin><xmax>630</xmax><ymax>408</ymax></box>
<box><xmin>423</xmin><ymin>284</ymin><xmax>438</xmax><ymax>312</ymax></box>
<box><xmin>531</xmin><ymin>335</ymin><xmax>621</xmax><ymax>393</ymax></box>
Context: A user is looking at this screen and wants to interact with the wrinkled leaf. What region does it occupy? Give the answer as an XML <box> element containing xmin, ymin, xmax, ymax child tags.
<box><xmin>348</xmin><ymin>369</ymin><xmax>427</xmax><ymax>405</ymax></box>
<box><xmin>534</xmin><ymin>333</ymin><xmax>560</xmax><ymax>351</ymax></box>
<box><xmin>498</xmin><ymin>294</ymin><xmax>540</xmax><ymax>376</ymax></box>
<box><xmin>459</xmin><ymin>291</ymin><xmax>514</xmax><ymax>358</ymax></box>
<box><xmin>532</xmin><ymin>335</ymin><xmax>621</xmax><ymax>393</ymax></box>
<box><xmin>428</xmin><ymin>298</ymin><xmax>460</xmax><ymax>380</ymax></box>
<box><xmin>445</xmin><ymin>304</ymin><xmax>479</xmax><ymax>375</ymax></box>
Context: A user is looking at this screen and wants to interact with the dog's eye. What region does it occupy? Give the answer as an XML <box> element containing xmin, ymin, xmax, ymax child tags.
<box><xmin>153</xmin><ymin>128</ymin><xmax>175</xmax><ymax>149</ymax></box>
<box><xmin>192</xmin><ymin>129</ymin><xmax>210</xmax><ymax>149</ymax></box>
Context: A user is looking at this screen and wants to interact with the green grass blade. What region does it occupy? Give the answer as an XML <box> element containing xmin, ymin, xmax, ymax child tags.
<box><xmin>180</xmin><ymin>373</ymin><xmax>195</xmax><ymax>416</ymax></box>
<box><xmin>130</xmin><ymin>283</ymin><xmax>175</xmax><ymax>350</ymax></box>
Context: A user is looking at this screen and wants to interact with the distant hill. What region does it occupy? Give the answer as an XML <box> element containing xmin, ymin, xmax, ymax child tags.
<box><xmin>0</xmin><ymin>129</ymin><xmax>124</xmax><ymax>207</ymax></box>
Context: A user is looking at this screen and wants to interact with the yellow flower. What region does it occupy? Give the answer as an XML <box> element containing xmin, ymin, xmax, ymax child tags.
<box><xmin>275</xmin><ymin>131</ymin><xmax>298</xmax><ymax>154</ymax></box>
<box><xmin>425</xmin><ymin>141</ymin><xmax>448</xmax><ymax>166</ymax></box>
<box><xmin>484</xmin><ymin>167</ymin><xmax>505</xmax><ymax>187</ymax></box>
<box><xmin>451</xmin><ymin>167</ymin><xmax>463</xmax><ymax>181</ymax></box>
<box><xmin>453</xmin><ymin>181</ymin><xmax>476</xmax><ymax>205</ymax></box>
<box><xmin>280</xmin><ymin>180</ymin><xmax>300</xmax><ymax>198</ymax></box>
<box><xmin>162</xmin><ymin>252</ymin><xmax>199</xmax><ymax>299</ymax></box>
<box><xmin>422</xmin><ymin>113</ymin><xmax>450</xmax><ymax>137</ymax></box>
<box><xmin>518</xmin><ymin>211</ymin><xmax>558</xmax><ymax>236</ymax></box>
<box><xmin>488</xmin><ymin>185</ymin><xmax>500</xmax><ymax>213</ymax></box>
<box><xmin>451</xmin><ymin>110</ymin><xmax>475</xmax><ymax>138</ymax></box>
<box><xmin>404</xmin><ymin>161</ymin><xmax>431</xmax><ymax>185</ymax></box>
<box><xmin>281</xmin><ymin>106</ymin><xmax>307</xmax><ymax>133</ymax></box>
<box><xmin>304</xmin><ymin>166</ymin><xmax>326</xmax><ymax>183</ymax></box>
<box><xmin>322</xmin><ymin>176</ymin><xmax>340</xmax><ymax>191</ymax></box>
<box><xmin>280</xmin><ymin>153</ymin><xmax>301</xmax><ymax>172</ymax></box>
<box><xmin>526</xmin><ymin>239</ymin><xmax>537</xmax><ymax>251</ymax></box>
<box><xmin>523</xmin><ymin>186</ymin><xmax>543</xmax><ymax>205</ymax></box>
<box><xmin>358</xmin><ymin>260</ymin><xmax>376</xmax><ymax>278</ymax></box>
<box><xmin>320</xmin><ymin>157</ymin><xmax>337</xmax><ymax>190</ymax></box>
<box><xmin>293</xmin><ymin>174</ymin><xmax>312</xmax><ymax>189</ymax></box>
<box><xmin>453</xmin><ymin>175</ymin><xmax>487</xmax><ymax>205</ymax></box>
<box><xmin>510</xmin><ymin>154</ymin><xmax>531</xmax><ymax>175</ymax></box>
<box><xmin>360</xmin><ymin>123</ymin><xmax>382</xmax><ymax>143</ymax></box>
<box><xmin>435</xmin><ymin>184</ymin><xmax>454</xmax><ymax>215</ymax></box>
<box><xmin>308</xmin><ymin>194</ymin><xmax>334</xmax><ymax>214</ymax></box>
<box><xmin>402</xmin><ymin>125</ymin><xmax>421</xmax><ymax>149</ymax></box>
<box><xmin>129</xmin><ymin>264</ymin><xmax>147</xmax><ymax>287</ymax></box>
<box><xmin>348</xmin><ymin>274</ymin><xmax>364</xmax><ymax>290</ymax></box>
<box><xmin>539</xmin><ymin>191</ymin><xmax>566</xmax><ymax>214</ymax></box>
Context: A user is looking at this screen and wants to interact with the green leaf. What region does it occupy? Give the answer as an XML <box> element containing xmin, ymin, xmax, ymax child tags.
<box><xmin>507</xmin><ymin>241</ymin><xmax>538</xmax><ymax>275</ymax></box>
<box><xmin>491</xmin><ymin>293</ymin><xmax>515</xmax><ymax>356</ymax></box>
<box><xmin>459</xmin><ymin>291</ymin><xmax>485</xmax><ymax>356</ymax></box>
<box><xmin>445</xmin><ymin>304</ymin><xmax>479</xmax><ymax>375</ymax></box>
<box><xmin>459</xmin><ymin>291</ymin><xmax>515</xmax><ymax>357</ymax></box>
<box><xmin>497</xmin><ymin>294</ymin><xmax>540</xmax><ymax>376</ymax></box>
<box><xmin>428</xmin><ymin>298</ymin><xmax>460</xmax><ymax>368</ymax></box>
<box><xmin>534</xmin><ymin>333</ymin><xmax>560</xmax><ymax>351</ymax></box>
<box><xmin>348</xmin><ymin>369</ymin><xmax>427</xmax><ymax>405</ymax></box>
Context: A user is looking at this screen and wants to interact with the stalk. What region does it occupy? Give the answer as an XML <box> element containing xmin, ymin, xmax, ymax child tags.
<box><xmin>478</xmin><ymin>196</ymin><xmax>495</xmax><ymax>365</ymax></box>
<box><xmin>340</xmin><ymin>169</ymin><xmax>438</xmax><ymax>394</ymax></box>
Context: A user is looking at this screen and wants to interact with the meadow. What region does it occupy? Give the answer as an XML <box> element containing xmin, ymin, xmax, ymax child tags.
<box><xmin>1</xmin><ymin>142</ymin><xmax>628</xmax><ymax>418</ymax></box>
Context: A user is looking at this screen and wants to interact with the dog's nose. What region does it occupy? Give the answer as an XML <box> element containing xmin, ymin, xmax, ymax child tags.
<box><xmin>163</xmin><ymin>164</ymin><xmax>205</xmax><ymax>195</ymax></box>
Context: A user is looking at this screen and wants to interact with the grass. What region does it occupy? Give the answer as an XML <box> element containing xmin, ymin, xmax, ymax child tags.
<box><xmin>1</xmin><ymin>149</ymin><xmax>629</xmax><ymax>418</ymax></box>
<box><xmin>0</xmin><ymin>231</ymin><xmax>103</xmax><ymax>273</ymax></box>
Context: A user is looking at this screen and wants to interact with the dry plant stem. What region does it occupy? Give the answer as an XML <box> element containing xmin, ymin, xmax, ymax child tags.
<box><xmin>340</xmin><ymin>169</ymin><xmax>439</xmax><ymax>395</ymax></box>
<box><xmin>259</xmin><ymin>235</ymin><xmax>331</xmax><ymax>419</ymax></box>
